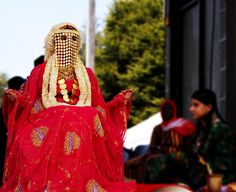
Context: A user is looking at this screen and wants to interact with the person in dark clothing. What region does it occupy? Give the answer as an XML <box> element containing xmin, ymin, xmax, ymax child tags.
<box><xmin>143</xmin><ymin>99</ymin><xmax>196</xmax><ymax>184</ymax></box>
<box><xmin>185</xmin><ymin>89</ymin><xmax>236</xmax><ymax>190</ymax></box>
<box><xmin>7</xmin><ymin>76</ymin><xmax>26</xmax><ymax>90</ymax></box>
<box><xmin>125</xmin><ymin>99</ymin><xmax>196</xmax><ymax>184</ymax></box>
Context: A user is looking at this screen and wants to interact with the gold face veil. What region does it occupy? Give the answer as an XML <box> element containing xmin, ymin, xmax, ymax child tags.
<box><xmin>54</xmin><ymin>31</ymin><xmax>80</xmax><ymax>69</ymax></box>
<box><xmin>42</xmin><ymin>23</ymin><xmax>91</xmax><ymax>108</ymax></box>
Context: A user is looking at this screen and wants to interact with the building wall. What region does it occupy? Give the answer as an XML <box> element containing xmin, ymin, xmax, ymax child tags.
<box><xmin>165</xmin><ymin>0</ymin><xmax>231</xmax><ymax>124</ymax></box>
<box><xmin>226</xmin><ymin>0</ymin><xmax>236</xmax><ymax>131</ymax></box>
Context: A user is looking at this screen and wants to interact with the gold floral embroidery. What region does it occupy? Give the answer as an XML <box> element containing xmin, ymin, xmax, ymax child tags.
<box><xmin>31</xmin><ymin>126</ymin><xmax>48</xmax><ymax>147</ymax></box>
<box><xmin>94</xmin><ymin>115</ymin><xmax>104</xmax><ymax>137</ymax></box>
<box><xmin>64</xmin><ymin>132</ymin><xmax>80</xmax><ymax>155</ymax></box>
<box><xmin>86</xmin><ymin>179</ymin><xmax>106</xmax><ymax>192</ymax></box>
<box><xmin>31</xmin><ymin>98</ymin><xmax>45</xmax><ymax>114</ymax></box>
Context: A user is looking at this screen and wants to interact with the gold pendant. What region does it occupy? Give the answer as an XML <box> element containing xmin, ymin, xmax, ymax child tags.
<box><xmin>72</xmin><ymin>83</ymin><xmax>79</xmax><ymax>90</ymax></box>
<box><xmin>60</xmin><ymin>84</ymin><xmax>67</xmax><ymax>89</ymax></box>
<box><xmin>72</xmin><ymin>89</ymin><xmax>77</xmax><ymax>95</ymax></box>
<box><xmin>63</xmin><ymin>95</ymin><xmax>70</xmax><ymax>102</ymax></box>
<box><xmin>58</xmin><ymin>79</ymin><xmax>65</xmax><ymax>84</ymax></box>
<box><xmin>61</xmin><ymin>89</ymin><xmax>68</xmax><ymax>95</ymax></box>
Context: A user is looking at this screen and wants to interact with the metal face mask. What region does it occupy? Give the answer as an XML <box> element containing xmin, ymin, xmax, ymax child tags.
<box><xmin>54</xmin><ymin>30</ymin><xmax>81</xmax><ymax>69</ymax></box>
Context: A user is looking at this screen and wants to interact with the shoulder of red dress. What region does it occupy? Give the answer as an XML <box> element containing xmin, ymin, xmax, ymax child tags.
<box><xmin>86</xmin><ymin>67</ymin><xmax>93</xmax><ymax>73</ymax></box>
<box><xmin>26</xmin><ymin>62</ymin><xmax>46</xmax><ymax>81</ymax></box>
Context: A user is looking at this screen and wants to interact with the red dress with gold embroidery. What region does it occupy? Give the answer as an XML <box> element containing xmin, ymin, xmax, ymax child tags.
<box><xmin>1</xmin><ymin>63</ymin><xmax>136</xmax><ymax>192</ymax></box>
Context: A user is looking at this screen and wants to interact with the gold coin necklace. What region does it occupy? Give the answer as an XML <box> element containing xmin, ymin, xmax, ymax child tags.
<box><xmin>72</xmin><ymin>79</ymin><xmax>79</xmax><ymax>96</ymax></box>
<box><xmin>58</xmin><ymin>78</ymin><xmax>69</xmax><ymax>102</ymax></box>
<box><xmin>58</xmin><ymin>78</ymin><xmax>79</xmax><ymax>103</ymax></box>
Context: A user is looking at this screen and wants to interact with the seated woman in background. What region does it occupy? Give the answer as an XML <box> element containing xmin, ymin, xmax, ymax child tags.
<box><xmin>143</xmin><ymin>99</ymin><xmax>196</xmax><ymax>184</ymax></box>
<box><xmin>0</xmin><ymin>23</ymin><xmax>136</xmax><ymax>191</ymax></box>
<box><xmin>125</xmin><ymin>99</ymin><xmax>196</xmax><ymax>184</ymax></box>
<box><xmin>185</xmin><ymin>89</ymin><xmax>236</xmax><ymax>190</ymax></box>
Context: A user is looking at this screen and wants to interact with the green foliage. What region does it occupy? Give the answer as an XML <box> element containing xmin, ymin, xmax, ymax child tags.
<box><xmin>0</xmin><ymin>73</ymin><xmax>8</xmax><ymax>106</ymax></box>
<box><xmin>95</xmin><ymin>0</ymin><xmax>165</xmax><ymax>126</ymax></box>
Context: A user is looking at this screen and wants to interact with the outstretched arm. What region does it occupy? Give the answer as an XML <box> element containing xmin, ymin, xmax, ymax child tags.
<box><xmin>2</xmin><ymin>88</ymin><xmax>27</xmax><ymax>151</ymax></box>
<box><xmin>86</xmin><ymin>68</ymin><xmax>133</xmax><ymax>137</ymax></box>
<box><xmin>107</xmin><ymin>89</ymin><xmax>133</xmax><ymax>131</ymax></box>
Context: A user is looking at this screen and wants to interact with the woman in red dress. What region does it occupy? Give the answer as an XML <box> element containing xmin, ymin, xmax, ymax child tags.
<box><xmin>1</xmin><ymin>23</ymin><xmax>136</xmax><ymax>192</ymax></box>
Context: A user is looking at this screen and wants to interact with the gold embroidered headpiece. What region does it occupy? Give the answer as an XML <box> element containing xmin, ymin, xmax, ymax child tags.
<box><xmin>42</xmin><ymin>23</ymin><xmax>91</xmax><ymax>108</ymax></box>
<box><xmin>44</xmin><ymin>23</ymin><xmax>81</xmax><ymax>61</ymax></box>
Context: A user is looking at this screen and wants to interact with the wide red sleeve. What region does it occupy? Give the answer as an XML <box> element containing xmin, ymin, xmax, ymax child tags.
<box><xmin>87</xmin><ymin>68</ymin><xmax>133</xmax><ymax>140</ymax></box>
<box><xmin>2</xmin><ymin>63</ymin><xmax>45</xmax><ymax>150</ymax></box>
<box><xmin>2</xmin><ymin>88</ymin><xmax>27</xmax><ymax>141</ymax></box>
<box><xmin>107</xmin><ymin>89</ymin><xmax>133</xmax><ymax>135</ymax></box>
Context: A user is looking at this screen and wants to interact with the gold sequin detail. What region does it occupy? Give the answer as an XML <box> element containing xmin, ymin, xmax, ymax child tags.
<box><xmin>94</xmin><ymin>115</ymin><xmax>104</xmax><ymax>137</ymax></box>
<box><xmin>31</xmin><ymin>98</ymin><xmax>45</xmax><ymax>114</ymax></box>
<box><xmin>31</xmin><ymin>126</ymin><xmax>48</xmax><ymax>147</ymax></box>
<box><xmin>86</xmin><ymin>179</ymin><xmax>106</xmax><ymax>192</ymax></box>
<box><xmin>58</xmin><ymin>79</ymin><xmax>65</xmax><ymax>84</ymax></box>
<box><xmin>64</xmin><ymin>132</ymin><xmax>80</xmax><ymax>155</ymax></box>
<box><xmin>54</xmin><ymin>32</ymin><xmax>80</xmax><ymax>69</ymax></box>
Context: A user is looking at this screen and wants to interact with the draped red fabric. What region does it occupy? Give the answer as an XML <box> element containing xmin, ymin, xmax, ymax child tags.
<box><xmin>172</xmin><ymin>118</ymin><xmax>196</xmax><ymax>136</ymax></box>
<box><xmin>1</xmin><ymin>63</ymin><xmax>136</xmax><ymax>192</ymax></box>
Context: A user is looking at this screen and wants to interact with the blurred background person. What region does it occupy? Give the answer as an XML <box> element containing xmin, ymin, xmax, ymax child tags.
<box><xmin>143</xmin><ymin>99</ymin><xmax>196</xmax><ymax>184</ymax></box>
<box><xmin>185</xmin><ymin>89</ymin><xmax>236</xmax><ymax>190</ymax></box>
<box><xmin>33</xmin><ymin>55</ymin><xmax>44</xmax><ymax>67</ymax></box>
<box><xmin>125</xmin><ymin>99</ymin><xmax>196</xmax><ymax>184</ymax></box>
<box><xmin>0</xmin><ymin>76</ymin><xmax>26</xmax><ymax>186</ymax></box>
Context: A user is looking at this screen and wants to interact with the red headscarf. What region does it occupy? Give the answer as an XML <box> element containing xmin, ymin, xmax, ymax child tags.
<box><xmin>160</xmin><ymin>99</ymin><xmax>196</xmax><ymax>136</ymax></box>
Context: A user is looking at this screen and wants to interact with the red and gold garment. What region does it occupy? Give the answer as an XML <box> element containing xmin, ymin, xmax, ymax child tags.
<box><xmin>1</xmin><ymin>63</ymin><xmax>136</xmax><ymax>192</ymax></box>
